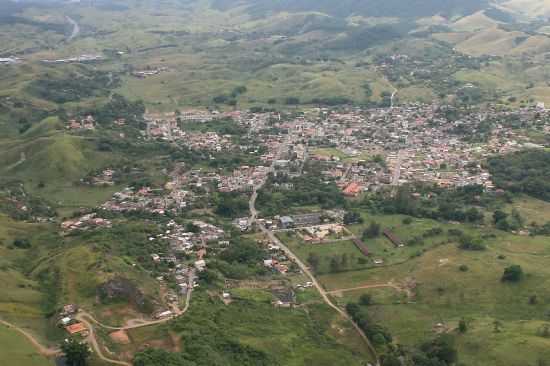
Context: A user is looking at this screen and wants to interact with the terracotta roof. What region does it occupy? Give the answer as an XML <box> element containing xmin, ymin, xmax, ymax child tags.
<box><xmin>66</xmin><ymin>322</ymin><xmax>87</xmax><ymax>334</ymax></box>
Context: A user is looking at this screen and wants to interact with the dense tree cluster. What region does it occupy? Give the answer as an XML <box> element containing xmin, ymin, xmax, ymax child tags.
<box><xmin>488</xmin><ymin>150</ymin><xmax>550</xmax><ymax>202</ymax></box>
<box><xmin>28</xmin><ymin>70</ymin><xmax>119</xmax><ymax>103</ymax></box>
<box><xmin>257</xmin><ymin>168</ymin><xmax>345</xmax><ymax>216</ymax></box>
<box><xmin>364</xmin><ymin>184</ymin><xmax>489</xmax><ymax>224</ymax></box>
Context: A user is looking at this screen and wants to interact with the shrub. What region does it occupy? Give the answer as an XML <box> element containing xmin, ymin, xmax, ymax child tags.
<box><xmin>502</xmin><ymin>265</ymin><xmax>523</xmax><ymax>282</ymax></box>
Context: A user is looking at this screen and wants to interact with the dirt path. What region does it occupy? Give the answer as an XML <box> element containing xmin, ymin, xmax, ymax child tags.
<box><xmin>327</xmin><ymin>283</ymin><xmax>406</xmax><ymax>295</ymax></box>
<box><xmin>248</xmin><ymin>125</ymin><xmax>380</xmax><ymax>365</ymax></box>
<box><xmin>77</xmin><ymin>317</ymin><xmax>132</xmax><ymax>366</ymax></box>
<box><xmin>0</xmin><ymin>318</ymin><xmax>61</xmax><ymax>357</ymax></box>
<box><xmin>72</xmin><ymin>275</ymin><xmax>195</xmax><ymax>365</ymax></box>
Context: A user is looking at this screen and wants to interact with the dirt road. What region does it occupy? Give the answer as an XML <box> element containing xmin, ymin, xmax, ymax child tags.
<box><xmin>0</xmin><ymin>318</ymin><xmax>61</xmax><ymax>357</ymax></box>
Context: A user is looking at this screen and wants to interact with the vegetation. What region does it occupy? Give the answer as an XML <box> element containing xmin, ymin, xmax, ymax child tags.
<box><xmin>501</xmin><ymin>265</ymin><xmax>524</xmax><ymax>283</ymax></box>
<box><xmin>488</xmin><ymin>150</ymin><xmax>550</xmax><ymax>202</ymax></box>
<box><xmin>257</xmin><ymin>168</ymin><xmax>344</xmax><ymax>216</ymax></box>
<box><xmin>61</xmin><ymin>338</ymin><xmax>91</xmax><ymax>366</ymax></box>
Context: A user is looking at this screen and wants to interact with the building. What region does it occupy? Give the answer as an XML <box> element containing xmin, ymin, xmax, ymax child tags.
<box><xmin>65</xmin><ymin>322</ymin><xmax>87</xmax><ymax>335</ymax></box>
<box><xmin>292</xmin><ymin>213</ymin><xmax>322</xmax><ymax>227</ymax></box>
<box><xmin>383</xmin><ymin>229</ymin><xmax>404</xmax><ymax>247</ymax></box>
<box><xmin>352</xmin><ymin>238</ymin><xmax>370</xmax><ymax>256</ymax></box>
<box><xmin>280</xmin><ymin>216</ymin><xmax>294</xmax><ymax>229</ymax></box>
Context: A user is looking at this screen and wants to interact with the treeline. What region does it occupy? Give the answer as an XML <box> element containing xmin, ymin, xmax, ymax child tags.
<box><xmin>364</xmin><ymin>184</ymin><xmax>490</xmax><ymax>224</ymax></box>
<box><xmin>488</xmin><ymin>150</ymin><xmax>550</xmax><ymax>202</ymax></box>
<box><xmin>257</xmin><ymin>169</ymin><xmax>345</xmax><ymax>216</ymax></box>
<box><xmin>346</xmin><ymin>299</ymin><xmax>459</xmax><ymax>366</ymax></box>
<box><xmin>134</xmin><ymin>295</ymin><xmax>275</xmax><ymax>366</ymax></box>
<box><xmin>90</xmin><ymin>93</ymin><xmax>145</xmax><ymax>126</ymax></box>
<box><xmin>27</xmin><ymin>69</ymin><xmax>120</xmax><ymax>104</ymax></box>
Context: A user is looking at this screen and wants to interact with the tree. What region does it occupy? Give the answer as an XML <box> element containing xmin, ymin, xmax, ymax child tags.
<box><xmin>458</xmin><ymin>319</ymin><xmax>467</xmax><ymax>333</ymax></box>
<box><xmin>340</xmin><ymin>254</ymin><xmax>349</xmax><ymax>269</ymax></box>
<box><xmin>343</xmin><ymin>211</ymin><xmax>363</xmax><ymax>225</ymax></box>
<box><xmin>307</xmin><ymin>253</ymin><xmax>320</xmax><ymax>272</ymax></box>
<box><xmin>493</xmin><ymin>209</ymin><xmax>511</xmax><ymax>230</ymax></box>
<box><xmin>363</xmin><ymin>221</ymin><xmax>381</xmax><ymax>239</ymax></box>
<box><xmin>502</xmin><ymin>265</ymin><xmax>523</xmax><ymax>282</ymax></box>
<box><xmin>61</xmin><ymin>338</ymin><xmax>91</xmax><ymax>366</ymax></box>
<box><xmin>330</xmin><ymin>257</ymin><xmax>341</xmax><ymax>273</ymax></box>
<box><xmin>465</xmin><ymin>207</ymin><xmax>483</xmax><ymax>223</ymax></box>
<box><xmin>359</xmin><ymin>293</ymin><xmax>372</xmax><ymax>306</ymax></box>
<box><xmin>493</xmin><ymin>320</ymin><xmax>503</xmax><ymax>333</ymax></box>
<box><xmin>185</xmin><ymin>222</ymin><xmax>200</xmax><ymax>233</ymax></box>
<box><xmin>420</xmin><ymin>334</ymin><xmax>458</xmax><ymax>365</ymax></box>
<box><xmin>134</xmin><ymin>348</ymin><xmax>196</xmax><ymax>366</ymax></box>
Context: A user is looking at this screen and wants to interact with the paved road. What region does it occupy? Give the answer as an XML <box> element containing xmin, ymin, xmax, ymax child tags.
<box><xmin>0</xmin><ymin>319</ymin><xmax>61</xmax><ymax>357</ymax></box>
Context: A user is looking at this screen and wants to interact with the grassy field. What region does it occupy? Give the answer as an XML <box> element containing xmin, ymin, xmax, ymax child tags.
<box><xmin>0</xmin><ymin>324</ymin><xmax>55</xmax><ymax>366</ymax></box>
<box><xmin>275</xmin><ymin>208</ymin><xmax>550</xmax><ymax>365</ymax></box>
<box><xmin>314</xmin><ymin>228</ymin><xmax>550</xmax><ymax>365</ymax></box>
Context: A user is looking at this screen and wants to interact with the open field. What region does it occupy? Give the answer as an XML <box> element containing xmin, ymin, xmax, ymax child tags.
<box><xmin>0</xmin><ymin>324</ymin><xmax>55</xmax><ymax>366</ymax></box>
<box><xmin>313</xmin><ymin>229</ymin><xmax>550</xmax><ymax>365</ymax></box>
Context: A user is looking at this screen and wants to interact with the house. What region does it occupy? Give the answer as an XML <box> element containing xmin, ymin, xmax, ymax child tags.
<box><xmin>155</xmin><ymin>310</ymin><xmax>173</xmax><ymax>319</ymax></box>
<box><xmin>61</xmin><ymin>304</ymin><xmax>78</xmax><ymax>316</ymax></box>
<box><xmin>194</xmin><ymin>259</ymin><xmax>206</xmax><ymax>271</ymax></box>
<box><xmin>271</xmin><ymin>288</ymin><xmax>296</xmax><ymax>308</ymax></box>
<box><xmin>383</xmin><ymin>229</ymin><xmax>404</xmax><ymax>247</ymax></box>
<box><xmin>280</xmin><ymin>216</ymin><xmax>294</xmax><ymax>229</ymax></box>
<box><xmin>291</xmin><ymin>213</ymin><xmax>322</xmax><ymax>227</ymax></box>
<box><xmin>65</xmin><ymin>322</ymin><xmax>87</xmax><ymax>335</ymax></box>
<box><xmin>343</xmin><ymin>182</ymin><xmax>363</xmax><ymax>197</ymax></box>
<box><xmin>59</xmin><ymin>317</ymin><xmax>72</xmax><ymax>326</ymax></box>
<box><xmin>352</xmin><ymin>238</ymin><xmax>370</xmax><ymax>256</ymax></box>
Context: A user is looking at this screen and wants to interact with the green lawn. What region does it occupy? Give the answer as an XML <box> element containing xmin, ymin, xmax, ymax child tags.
<box><xmin>0</xmin><ymin>324</ymin><xmax>55</xmax><ymax>366</ymax></box>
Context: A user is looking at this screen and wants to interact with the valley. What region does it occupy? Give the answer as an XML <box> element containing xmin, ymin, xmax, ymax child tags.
<box><xmin>1</xmin><ymin>1</ymin><xmax>550</xmax><ymax>366</ymax></box>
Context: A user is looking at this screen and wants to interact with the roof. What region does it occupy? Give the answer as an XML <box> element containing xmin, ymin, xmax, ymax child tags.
<box><xmin>280</xmin><ymin>216</ymin><xmax>294</xmax><ymax>224</ymax></box>
<box><xmin>66</xmin><ymin>322</ymin><xmax>87</xmax><ymax>334</ymax></box>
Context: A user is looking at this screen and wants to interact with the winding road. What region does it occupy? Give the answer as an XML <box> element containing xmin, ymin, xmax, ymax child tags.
<box><xmin>0</xmin><ymin>274</ymin><xmax>194</xmax><ymax>366</ymax></box>
<box><xmin>0</xmin><ymin>319</ymin><xmax>61</xmax><ymax>357</ymax></box>
<box><xmin>65</xmin><ymin>16</ymin><xmax>80</xmax><ymax>42</ymax></box>
<box><xmin>248</xmin><ymin>126</ymin><xmax>380</xmax><ymax>365</ymax></box>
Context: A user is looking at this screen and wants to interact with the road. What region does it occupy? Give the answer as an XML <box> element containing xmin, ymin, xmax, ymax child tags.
<box><xmin>65</xmin><ymin>16</ymin><xmax>80</xmax><ymax>42</ymax></box>
<box><xmin>74</xmin><ymin>273</ymin><xmax>195</xmax><ymax>365</ymax></box>
<box><xmin>391</xmin><ymin>150</ymin><xmax>405</xmax><ymax>187</ymax></box>
<box><xmin>390</xmin><ymin>89</ymin><xmax>397</xmax><ymax>109</ymax></box>
<box><xmin>0</xmin><ymin>318</ymin><xmax>61</xmax><ymax>357</ymax></box>
<box><xmin>326</xmin><ymin>283</ymin><xmax>404</xmax><ymax>295</ymax></box>
<box><xmin>248</xmin><ymin>126</ymin><xmax>380</xmax><ymax>365</ymax></box>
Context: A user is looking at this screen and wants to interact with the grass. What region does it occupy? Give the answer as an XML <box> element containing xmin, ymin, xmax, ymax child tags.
<box><xmin>510</xmin><ymin>195</ymin><xmax>550</xmax><ymax>225</ymax></box>
<box><xmin>0</xmin><ymin>324</ymin><xmax>55</xmax><ymax>366</ymax></box>
<box><xmin>312</xmin><ymin>225</ymin><xmax>550</xmax><ymax>365</ymax></box>
<box><xmin>172</xmin><ymin>293</ymin><xmax>371</xmax><ymax>365</ymax></box>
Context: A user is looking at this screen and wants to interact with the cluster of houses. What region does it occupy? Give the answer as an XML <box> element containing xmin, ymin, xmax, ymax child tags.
<box><xmin>67</xmin><ymin>115</ymin><xmax>96</xmax><ymax>130</ymax></box>
<box><xmin>61</xmin><ymin>213</ymin><xmax>112</xmax><ymax>232</ymax></box>
<box><xmin>132</xmin><ymin>67</ymin><xmax>168</xmax><ymax>78</ymax></box>
<box><xmin>82</xmin><ymin>169</ymin><xmax>117</xmax><ymax>186</ymax></box>
<box><xmin>41</xmin><ymin>54</ymin><xmax>103</xmax><ymax>64</ymax></box>
<box><xmin>149</xmin><ymin>219</ymin><xmax>226</xmax><ymax>300</ymax></box>
<box><xmin>218</xmin><ymin>165</ymin><xmax>270</xmax><ymax>192</ymax></box>
<box><xmin>57</xmin><ymin>304</ymin><xmax>88</xmax><ymax>337</ymax></box>
<box><xmin>100</xmin><ymin>186</ymin><xmax>183</xmax><ymax>215</ymax></box>
<box><xmin>294</xmin><ymin>103</ymin><xmax>548</xmax><ymax>193</ymax></box>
